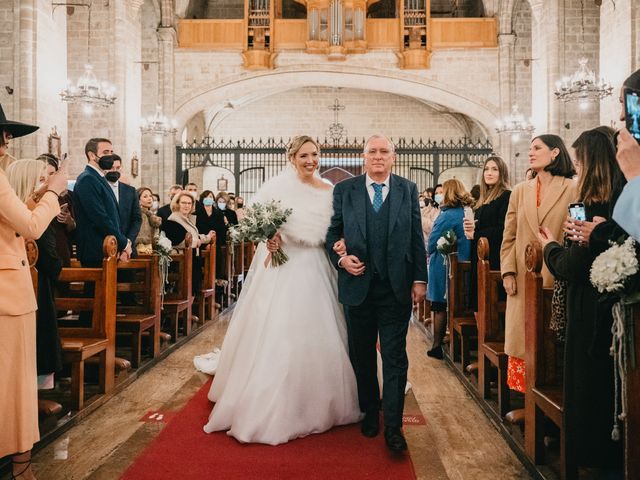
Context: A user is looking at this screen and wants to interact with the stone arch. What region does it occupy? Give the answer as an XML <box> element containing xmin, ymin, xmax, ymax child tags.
<box><xmin>173</xmin><ymin>66</ymin><xmax>499</xmax><ymax>141</ymax></box>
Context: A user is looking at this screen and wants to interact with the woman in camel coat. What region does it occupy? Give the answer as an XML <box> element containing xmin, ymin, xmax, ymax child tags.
<box><xmin>0</xmin><ymin>105</ymin><xmax>66</xmax><ymax>480</ymax></box>
<box><xmin>500</xmin><ymin>134</ymin><xmax>577</xmax><ymax>394</ymax></box>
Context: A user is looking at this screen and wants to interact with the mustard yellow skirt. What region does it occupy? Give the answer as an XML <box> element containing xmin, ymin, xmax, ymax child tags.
<box><xmin>0</xmin><ymin>311</ymin><xmax>39</xmax><ymax>457</ymax></box>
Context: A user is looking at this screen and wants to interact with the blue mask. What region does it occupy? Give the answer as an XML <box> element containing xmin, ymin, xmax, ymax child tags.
<box><xmin>434</xmin><ymin>193</ymin><xmax>444</xmax><ymax>205</ymax></box>
<box><xmin>202</xmin><ymin>197</ymin><xmax>214</xmax><ymax>206</ymax></box>
<box><xmin>217</xmin><ymin>201</ymin><xmax>226</xmax><ymax>211</ymax></box>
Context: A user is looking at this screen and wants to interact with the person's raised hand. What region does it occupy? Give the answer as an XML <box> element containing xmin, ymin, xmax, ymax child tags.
<box><xmin>563</xmin><ymin>216</ymin><xmax>606</xmax><ymax>245</ymax></box>
<box><xmin>616</xmin><ymin>128</ymin><xmax>640</xmax><ymax>181</ymax></box>
<box><xmin>463</xmin><ymin>218</ymin><xmax>475</xmax><ymax>240</ymax></box>
<box><xmin>341</xmin><ymin>255</ymin><xmax>365</xmax><ymax>276</ymax></box>
<box><xmin>47</xmin><ymin>162</ymin><xmax>69</xmax><ymax>196</ymax></box>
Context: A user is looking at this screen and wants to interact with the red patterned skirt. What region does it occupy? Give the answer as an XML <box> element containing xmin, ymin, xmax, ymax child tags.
<box><xmin>507</xmin><ymin>356</ymin><xmax>526</xmax><ymax>393</ymax></box>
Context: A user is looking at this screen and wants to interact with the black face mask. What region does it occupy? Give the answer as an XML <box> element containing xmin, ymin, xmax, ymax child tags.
<box><xmin>236</xmin><ymin>203</ymin><xmax>243</xmax><ymax>208</ymax></box>
<box><xmin>105</xmin><ymin>171</ymin><xmax>121</xmax><ymax>183</ymax></box>
<box><xmin>97</xmin><ymin>154</ymin><xmax>116</xmax><ymax>170</ymax></box>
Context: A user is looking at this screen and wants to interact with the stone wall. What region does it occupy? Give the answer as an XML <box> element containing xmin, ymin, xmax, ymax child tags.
<box><xmin>209</xmin><ymin>87</ymin><xmax>483</xmax><ymax>142</ymax></box>
<box><xmin>0</xmin><ymin>1</ymin><xmax>15</xmax><ymax>126</ymax></box>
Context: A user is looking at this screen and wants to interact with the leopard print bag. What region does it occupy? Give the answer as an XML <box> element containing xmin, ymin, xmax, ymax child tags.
<box><xmin>549</xmin><ymin>237</ymin><xmax>570</xmax><ymax>342</ymax></box>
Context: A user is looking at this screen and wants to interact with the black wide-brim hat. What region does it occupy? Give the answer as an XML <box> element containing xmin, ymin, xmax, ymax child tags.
<box><xmin>0</xmin><ymin>103</ymin><xmax>39</xmax><ymax>138</ymax></box>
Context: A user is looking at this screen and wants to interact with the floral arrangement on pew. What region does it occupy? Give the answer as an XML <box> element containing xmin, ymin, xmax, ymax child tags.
<box><xmin>154</xmin><ymin>231</ymin><xmax>173</xmax><ymax>301</ymax></box>
<box><xmin>590</xmin><ymin>235</ymin><xmax>640</xmax><ymax>441</ymax></box>
<box><xmin>436</xmin><ymin>229</ymin><xmax>457</xmax><ymax>300</ymax></box>
<box><xmin>229</xmin><ymin>200</ymin><xmax>292</xmax><ymax>267</ymax></box>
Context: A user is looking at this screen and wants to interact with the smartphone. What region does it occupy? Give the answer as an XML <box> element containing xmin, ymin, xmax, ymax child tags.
<box><xmin>624</xmin><ymin>87</ymin><xmax>640</xmax><ymax>143</ymax></box>
<box><xmin>568</xmin><ymin>202</ymin><xmax>586</xmax><ymax>221</ymax></box>
<box><xmin>463</xmin><ymin>206</ymin><xmax>474</xmax><ymax>222</ymax></box>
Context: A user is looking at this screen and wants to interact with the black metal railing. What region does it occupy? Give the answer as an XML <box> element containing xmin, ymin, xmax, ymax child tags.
<box><xmin>176</xmin><ymin>136</ymin><xmax>493</xmax><ymax>199</ymax></box>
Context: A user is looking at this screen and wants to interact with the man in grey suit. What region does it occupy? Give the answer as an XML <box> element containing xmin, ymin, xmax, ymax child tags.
<box><xmin>326</xmin><ymin>134</ymin><xmax>427</xmax><ymax>453</ymax></box>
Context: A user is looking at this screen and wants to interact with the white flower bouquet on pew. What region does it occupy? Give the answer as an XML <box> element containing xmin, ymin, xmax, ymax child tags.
<box><xmin>436</xmin><ymin>229</ymin><xmax>457</xmax><ymax>258</ymax></box>
<box><xmin>589</xmin><ymin>235</ymin><xmax>640</xmax><ymax>441</ymax></box>
<box><xmin>154</xmin><ymin>231</ymin><xmax>173</xmax><ymax>297</ymax></box>
<box><xmin>230</xmin><ymin>200</ymin><xmax>292</xmax><ymax>267</ymax></box>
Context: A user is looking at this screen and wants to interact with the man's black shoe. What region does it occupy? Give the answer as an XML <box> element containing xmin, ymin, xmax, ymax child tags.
<box><xmin>384</xmin><ymin>426</ymin><xmax>408</xmax><ymax>453</ymax></box>
<box><xmin>426</xmin><ymin>345</ymin><xmax>444</xmax><ymax>359</ymax></box>
<box><xmin>360</xmin><ymin>411</ymin><xmax>379</xmax><ymax>437</ymax></box>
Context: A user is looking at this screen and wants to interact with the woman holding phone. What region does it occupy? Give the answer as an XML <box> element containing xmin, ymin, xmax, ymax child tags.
<box><xmin>500</xmin><ymin>134</ymin><xmax>576</xmax><ymax>396</ymax></box>
<box><xmin>537</xmin><ymin>128</ymin><xmax>623</xmax><ymax>475</ymax></box>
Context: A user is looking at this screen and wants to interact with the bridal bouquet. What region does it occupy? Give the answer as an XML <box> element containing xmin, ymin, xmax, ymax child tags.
<box><xmin>154</xmin><ymin>231</ymin><xmax>173</xmax><ymax>298</ymax></box>
<box><xmin>230</xmin><ymin>200</ymin><xmax>292</xmax><ymax>267</ymax></box>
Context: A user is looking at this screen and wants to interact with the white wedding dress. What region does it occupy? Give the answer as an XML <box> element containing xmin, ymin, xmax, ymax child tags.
<box><xmin>202</xmin><ymin>167</ymin><xmax>362</xmax><ymax>445</ymax></box>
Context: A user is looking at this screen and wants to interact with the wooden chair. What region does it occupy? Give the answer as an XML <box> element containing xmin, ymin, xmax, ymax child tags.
<box><xmin>115</xmin><ymin>255</ymin><xmax>161</xmax><ymax>368</ymax></box>
<box><xmin>195</xmin><ymin>235</ymin><xmax>218</xmax><ymax>323</ymax></box>
<box><xmin>162</xmin><ymin>234</ymin><xmax>194</xmax><ymax>341</ymax></box>
<box><xmin>524</xmin><ymin>241</ymin><xmax>573</xmax><ymax>479</ymax></box>
<box><xmin>448</xmin><ymin>251</ymin><xmax>476</xmax><ymax>370</ymax></box>
<box><xmin>476</xmin><ymin>238</ymin><xmax>509</xmax><ymax>416</ymax></box>
<box><xmin>55</xmin><ymin>237</ymin><xmax>118</xmax><ymax>411</ymax></box>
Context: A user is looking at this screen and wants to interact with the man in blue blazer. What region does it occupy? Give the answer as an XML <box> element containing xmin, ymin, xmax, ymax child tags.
<box><xmin>326</xmin><ymin>135</ymin><xmax>427</xmax><ymax>453</ymax></box>
<box><xmin>74</xmin><ymin>138</ymin><xmax>131</xmax><ymax>267</ymax></box>
<box><xmin>106</xmin><ymin>155</ymin><xmax>142</xmax><ymax>256</ymax></box>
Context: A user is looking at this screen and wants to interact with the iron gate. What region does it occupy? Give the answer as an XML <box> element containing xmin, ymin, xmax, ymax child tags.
<box><xmin>175</xmin><ymin>137</ymin><xmax>493</xmax><ymax>200</ymax></box>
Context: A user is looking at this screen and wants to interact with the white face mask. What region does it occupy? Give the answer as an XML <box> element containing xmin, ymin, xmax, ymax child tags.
<box><xmin>434</xmin><ymin>193</ymin><xmax>444</xmax><ymax>205</ymax></box>
<box><xmin>151</xmin><ymin>200</ymin><xmax>159</xmax><ymax>211</ymax></box>
<box><xmin>217</xmin><ymin>201</ymin><xmax>226</xmax><ymax>211</ymax></box>
<box><xmin>189</xmin><ymin>191</ymin><xmax>198</xmax><ymax>199</ymax></box>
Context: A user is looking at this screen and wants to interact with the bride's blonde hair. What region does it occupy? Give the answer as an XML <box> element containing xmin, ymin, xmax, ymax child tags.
<box><xmin>287</xmin><ymin>135</ymin><xmax>320</xmax><ymax>163</ymax></box>
<box><xmin>6</xmin><ymin>159</ymin><xmax>46</xmax><ymax>203</ymax></box>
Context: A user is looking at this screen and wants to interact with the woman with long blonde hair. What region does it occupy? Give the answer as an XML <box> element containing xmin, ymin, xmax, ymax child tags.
<box><xmin>426</xmin><ymin>178</ymin><xmax>473</xmax><ymax>359</ymax></box>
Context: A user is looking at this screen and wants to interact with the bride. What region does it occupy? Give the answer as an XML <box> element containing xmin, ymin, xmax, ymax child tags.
<box><xmin>202</xmin><ymin>135</ymin><xmax>362</xmax><ymax>445</ymax></box>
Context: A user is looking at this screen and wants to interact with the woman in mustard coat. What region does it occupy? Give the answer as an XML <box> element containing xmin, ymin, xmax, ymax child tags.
<box><xmin>500</xmin><ymin>134</ymin><xmax>577</xmax><ymax>395</ymax></box>
<box><xmin>0</xmin><ymin>105</ymin><xmax>66</xmax><ymax>480</ymax></box>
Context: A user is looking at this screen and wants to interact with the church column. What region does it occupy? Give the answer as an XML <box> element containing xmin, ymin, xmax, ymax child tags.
<box><xmin>157</xmin><ymin>25</ymin><xmax>177</xmax><ymax>196</ymax></box>
<box><xmin>496</xmin><ymin>32</ymin><xmax>516</xmax><ymax>176</ymax></box>
<box><xmin>16</xmin><ymin>0</ymin><xmax>37</xmax><ymax>158</ymax></box>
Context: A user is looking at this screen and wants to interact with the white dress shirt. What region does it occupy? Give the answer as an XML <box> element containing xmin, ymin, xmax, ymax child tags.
<box><xmin>365</xmin><ymin>173</ymin><xmax>390</xmax><ymax>205</ymax></box>
<box><xmin>109</xmin><ymin>181</ymin><xmax>119</xmax><ymax>203</ymax></box>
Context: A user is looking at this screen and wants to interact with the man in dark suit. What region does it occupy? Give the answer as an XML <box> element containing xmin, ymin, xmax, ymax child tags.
<box><xmin>326</xmin><ymin>134</ymin><xmax>427</xmax><ymax>453</ymax></box>
<box><xmin>74</xmin><ymin>138</ymin><xmax>131</xmax><ymax>267</ymax></box>
<box><xmin>106</xmin><ymin>155</ymin><xmax>142</xmax><ymax>255</ymax></box>
<box><xmin>157</xmin><ymin>184</ymin><xmax>183</xmax><ymax>224</ymax></box>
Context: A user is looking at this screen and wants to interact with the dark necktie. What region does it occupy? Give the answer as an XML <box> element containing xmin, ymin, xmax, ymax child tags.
<box><xmin>372</xmin><ymin>183</ymin><xmax>385</xmax><ymax>212</ymax></box>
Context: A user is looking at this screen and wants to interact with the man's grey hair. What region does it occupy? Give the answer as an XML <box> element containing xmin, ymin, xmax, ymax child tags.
<box><xmin>363</xmin><ymin>134</ymin><xmax>395</xmax><ymax>154</ymax></box>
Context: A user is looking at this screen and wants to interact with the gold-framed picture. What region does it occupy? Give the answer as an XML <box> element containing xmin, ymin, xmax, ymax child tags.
<box><xmin>48</xmin><ymin>127</ymin><xmax>61</xmax><ymax>159</ymax></box>
<box><xmin>217</xmin><ymin>175</ymin><xmax>228</xmax><ymax>192</ymax></box>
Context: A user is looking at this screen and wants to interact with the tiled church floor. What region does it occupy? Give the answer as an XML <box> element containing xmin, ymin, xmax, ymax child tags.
<box><xmin>14</xmin><ymin>312</ymin><xmax>530</xmax><ymax>480</ymax></box>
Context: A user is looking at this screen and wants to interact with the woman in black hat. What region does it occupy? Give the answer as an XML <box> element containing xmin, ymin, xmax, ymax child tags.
<box><xmin>0</xmin><ymin>104</ymin><xmax>67</xmax><ymax>480</ymax></box>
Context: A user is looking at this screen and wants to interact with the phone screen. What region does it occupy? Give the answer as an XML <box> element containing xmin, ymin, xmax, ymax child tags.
<box><xmin>569</xmin><ymin>203</ymin><xmax>586</xmax><ymax>221</ymax></box>
<box><xmin>625</xmin><ymin>88</ymin><xmax>640</xmax><ymax>142</ymax></box>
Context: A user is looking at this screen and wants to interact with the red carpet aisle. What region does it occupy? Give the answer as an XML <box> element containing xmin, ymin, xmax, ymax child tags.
<box><xmin>121</xmin><ymin>379</ymin><xmax>416</xmax><ymax>480</ymax></box>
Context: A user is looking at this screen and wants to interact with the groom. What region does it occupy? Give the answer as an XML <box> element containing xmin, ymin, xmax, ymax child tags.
<box><xmin>326</xmin><ymin>134</ymin><xmax>427</xmax><ymax>453</ymax></box>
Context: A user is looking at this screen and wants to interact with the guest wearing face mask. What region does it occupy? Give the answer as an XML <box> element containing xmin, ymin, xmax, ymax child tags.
<box><xmin>136</xmin><ymin>187</ymin><xmax>162</xmax><ymax>255</ymax></box>
<box><xmin>74</xmin><ymin>138</ymin><xmax>131</xmax><ymax>267</ymax></box>
<box><xmin>235</xmin><ymin>196</ymin><xmax>246</xmax><ymax>221</ymax></box>
<box><xmin>215</xmin><ymin>191</ymin><xmax>238</xmax><ymax>227</ymax></box>
<box><xmin>196</xmin><ymin>190</ymin><xmax>226</xmax><ymax>243</ymax></box>
<box><xmin>151</xmin><ymin>193</ymin><xmax>160</xmax><ymax>214</ymax></box>
<box><xmin>432</xmin><ymin>183</ymin><xmax>444</xmax><ymax>207</ymax></box>
<box><xmin>106</xmin><ymin>154</ymin><xmax>142</xmax><ymax>258</ymax></box>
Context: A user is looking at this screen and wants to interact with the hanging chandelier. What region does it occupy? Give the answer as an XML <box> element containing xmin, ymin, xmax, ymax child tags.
<box><xmin>554</xmin><ymin>1</ymin><xmax>613</xmax><ymax>108</ymax></box>
<box><xmin>495</xmin><ymin>104</ymin><xmax>535</xmax><ymax>142</ymax></box>
<box><xmin>141</xmin><ymin>105</ymin><xmax>177</xmax><ymax>142</ymax></box>
<box><xmin>59</xmin><ymin>6</ymin><xmax>116</xmax><ymax>113</ymax></box>
<box><xmin>554</xmin><ymin>57</ymin><xmax>614</xmax><ymax>108</ymax></box>
<box><xmin>60</xmin><ymin>64</ymin><xmax>116</xmax><ymax>113</ymax></box>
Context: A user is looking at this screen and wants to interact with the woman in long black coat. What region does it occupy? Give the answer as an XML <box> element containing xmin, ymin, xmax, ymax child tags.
<box><xmin>463</xmin><ymin>155</ymin><xmax>511</xmax><ymax>311</ymax></box>
<box><xmin>538</xmin><ymin>128</ymin><xmax>623</xmax><ymax>473</ymax></box>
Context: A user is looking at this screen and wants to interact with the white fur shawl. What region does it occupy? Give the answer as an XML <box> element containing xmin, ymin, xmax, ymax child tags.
<box><xmin>249</xmin><ymin>166</ymin><xmax>334</xmax><ymax>247</ymax></box>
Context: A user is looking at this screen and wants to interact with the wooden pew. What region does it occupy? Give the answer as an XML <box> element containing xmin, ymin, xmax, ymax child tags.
<box><xmin>626</xmin><ymin>304</ymin><xmax>640</xmax><ymax>480</ymax></box>
<box><xmin>243</xmin><ymin>240</ymin><xmax>255</xmax><ymax>276</ymax></box>
<box><xmin>115</xmin><ymin>255</ymin><xmax>161</xmax><ymax>368</ymax></box>
<box><xmin>231</xmin><ymin>241</ymin><xmax>245</xmax><ymax>297</ymax></box>
<box><xmin>476</xmin><ymin>237</ymin><xmax>510</xmax><ymax>416</ymax></box>
<box><xmin>195</xmin><ymin>235</ymin><xmax>218</xmax><ymax>324</ymax></box>
<box><xmin>56</xmin><ymin>237</ymin><xmax>118</xmax><ymax>411</ymax></box>
<box><xmin>162</xmin><ymin>233</ymin><xmax>194</xmax><ymax>341</ymax></box>
<box><xmin>524</xmin><ymin>241</ymin><xmax>573</xmax><ymax>479</ymax></box>
<box><xmin>448</xmin><ymin>251</ymin><xmax>476</xmax><ymax>370</ymax></box>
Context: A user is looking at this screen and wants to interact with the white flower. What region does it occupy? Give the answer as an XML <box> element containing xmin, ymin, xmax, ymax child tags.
<box><xmin>437</xmin><ymin>237</ymin><xmax>447</xmax><ymax>249</ymax></box>
<box><xmin>590</xmin><ymin>237</ymin><xmax>639</xmax><ymax>294</ymax></box>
